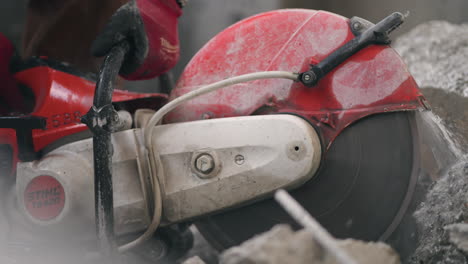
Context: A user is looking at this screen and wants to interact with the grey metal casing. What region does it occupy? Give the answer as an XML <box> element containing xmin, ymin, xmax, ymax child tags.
<box><xmin>15</xmin><ymin>115</ymin><xmax>321</xmax><ymax>237</ymax></box>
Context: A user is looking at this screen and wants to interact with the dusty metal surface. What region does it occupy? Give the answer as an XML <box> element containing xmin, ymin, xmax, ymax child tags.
<box><xmin>15</xmin><ymin>129</ymin><xmax>148</xmax><ymax>239</ymax></box>
<box><xmin>152</xmin><ymin>115</ymin><xmax>321</xmax><ymax>223</ymax></box>
<box><xmin>14</xmin><ymin>114</ymin><xmax>322</xmax><ymax>239</ymax></box>
<box><xmin>196</xmin><ymin>112</ymin><xmax>419</xmax><ymax>250</ymax></box>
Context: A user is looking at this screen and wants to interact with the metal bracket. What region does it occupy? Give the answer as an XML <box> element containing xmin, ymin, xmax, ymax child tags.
<box><xmin>349</xmin><ymin>16</ymin><xmax>375</xmax><ymax>36</ymax></box>
<box><xmin>81</xmin><ymin>104</ymin><xmax>120</xmax><ymax>135</ymax></box>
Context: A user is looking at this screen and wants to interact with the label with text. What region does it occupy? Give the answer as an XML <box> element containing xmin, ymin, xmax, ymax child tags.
<box><xmin>24</xmin><ymin>175</ymin><xmax>65</xmax><ymax>221</ymax></box>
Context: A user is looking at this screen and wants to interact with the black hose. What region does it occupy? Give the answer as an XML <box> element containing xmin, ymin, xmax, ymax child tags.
<box><xmin>82</xmin><ymin>41</ymin><xmax>129</xmax><ymax>258</ymax></box>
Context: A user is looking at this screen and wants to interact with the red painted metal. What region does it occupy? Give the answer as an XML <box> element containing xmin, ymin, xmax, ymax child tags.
<box><xmin>1</xmin><ymin>9</ymin><xmax>427</xmax><ymax>179</ymax></box>
<box><xmin>0</xmin><ymin>66</ymin><xmax>167</xmax><ymax>179</ymax></box>
<box><xmin>12</xmin><ymin>66</ymin><xmax>167</xmax><ymax>152</ymax></box>
<box><xmin>166</xmin><ymin>9</ymin><xmax>426</xmax><ymax>149</ymax></box>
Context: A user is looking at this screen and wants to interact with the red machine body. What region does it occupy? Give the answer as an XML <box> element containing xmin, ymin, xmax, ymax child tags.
<box><xmin>0</xmin><ymin>9</ymin><xmax>425</xmax><ymax>176</ymax></box>
<box><xmin>166</xmin><ymin>9</ymin><xmax>426</xmax><ymax>148</ymax></box>
<box><xmin>15</xmin><ymin>66</ymin><xmax>167</xmax><ymax>151</ymax></box>
<box><xmin>0</xmin><ymin>62</ymin><xmax>167</xmax><ymax>177</ymax></box>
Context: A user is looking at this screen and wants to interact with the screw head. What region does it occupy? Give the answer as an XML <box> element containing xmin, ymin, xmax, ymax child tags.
<box><xmin>353</xmin><ymin>22</ymin><xmax>362</xmax><ymax>31</ymax></box>
<box><xmin>195</xmin><ymin>154</ymin><xmax>215</xmax><ymax>174</ymax></box>
<box><xmin>235</xmin><ymin>155</ymin><xmax>245</xmax><ymax>165</ymax></box>
<box><xmin>300</xmin><ymin>71</ymin><xmax>316</xmax><ymax>86</ymax></box>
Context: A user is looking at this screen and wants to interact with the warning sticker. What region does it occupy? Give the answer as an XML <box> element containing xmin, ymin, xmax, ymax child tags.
<box><xmin>24</xmin><ymin>175</ymin><xmax>65</xmax><ymax>221</ymax></box>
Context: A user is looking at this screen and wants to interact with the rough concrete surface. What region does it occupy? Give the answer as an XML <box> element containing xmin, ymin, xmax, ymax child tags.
<box><xmin>394</xmin><ymin>20</ymin><xmax>468</xmax><ymax>264</ymax></box>
<box><xmin>394</xmin><ymin>21</ymin><xmax>468</xmax><ymax>97</ymax></box>
<box><xmin>337</xmin><ymin>239</ymin><xmax>400</xmax><ymax>264</ymax></box>
<box><xmin>445</xmin><ymin>224</ymin><xmax>468</xmax><ymax>254</ymax></box>
<box><xmin>407</xmin><ymin>161</ymin><xmax>468</xmax><ymax>264</ymax></box>
<box><xmin>219</xmin><ymin>225</ymin><xmax>400</xmax><ymax>264</ymax></box>
<box><xmin>420</xmin><ymin>88</ymin><xmax>468</xmax><ymax>152</ymax></box>
<box><xmin>220</xmin><ymin>225</ymin><xmax>322</xmax><ymax>264</ymax></box>
<box><xmin>183</xmin><ymin>256</ymin><xmax>207</xmax><ymax>264</ymax></box>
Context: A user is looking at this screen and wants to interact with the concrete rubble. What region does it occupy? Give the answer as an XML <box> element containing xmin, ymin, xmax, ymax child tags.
<box><xmin>445</xmin><ymin>224</ymin><xmax>468</xmax><ymax>254</ymax></box>
<box><xmin>405</xmin><ymin>161</ymin><xmax>468</xmax><ymax>264</ymax></box>
<box><xmin>183</xmin><ymin>256</ymin><xmax>208</xmax><ymax>264</ymax></box>
<box><xmin>183</xmin><ymin>225</ymin><xmax>401</xmax><ymax>264</ymax></box>
<box><xmin>395</xmin><ymin>20</ymin><xmax>468</xmax><ymax>263</ymax></box>
<box><xmin>395</xmin><ymin>21</ymin><xmax>468</xmax><ymax>152</ymax></box>
<box><xmin>394</xmin><ymin>21</ymin><xmax>468</xmax><ymax>97</ymax></box>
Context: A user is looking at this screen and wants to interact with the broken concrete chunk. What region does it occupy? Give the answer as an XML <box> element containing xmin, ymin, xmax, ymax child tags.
<box><xmin>394</xmin><ymin>20</ymin><xmax>468</xmax><ymax>263</ymax></box>
<box><xmin>220</xmin><ymin>225</ymin><xmax>321</xmax><ymax>264</ymax></box>
<box><xmin>182</xmin><ymin>256</ymin><xmax>207</xmax><ymax>264</ymax></box>
<box><xmin>219</xmin><ymin>224</ymin><xmax>401</xmax><ymax>264</ymax></box>
<box><xmin>445</xmin><ymin>223</ymin><xmax>468</xmax><ymax>254</ymax></box>
<box><xmin>335</xmin><ymin>239</ymin><xmax>400</xmax><ymax>264</ymax></box>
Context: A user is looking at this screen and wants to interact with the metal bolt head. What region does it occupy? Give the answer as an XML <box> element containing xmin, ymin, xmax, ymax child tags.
<box><xmin>235</xmin><ymin>155</ymin><xmax>245</xmax><ymax>165</ymax></box>
<box><xmin>300</xmin><ymin>71</ymin><xmax>317</xmax><ymax>86</ymax></box>
<box><xmin>352</xmin><ymin>22</ymin><xmax>361</xmax><ymax>31</ymax></box>
<box><xmin>195</xmin><ymin>154</ymin><xmax>215</xmax><ymax>174</ymax></box>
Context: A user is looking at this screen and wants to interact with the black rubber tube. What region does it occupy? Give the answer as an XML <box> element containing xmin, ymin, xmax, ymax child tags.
<box><xmin>90</xmin><ymin>41</ymin><xmax>129</xmax><ymax>257</ymax></box>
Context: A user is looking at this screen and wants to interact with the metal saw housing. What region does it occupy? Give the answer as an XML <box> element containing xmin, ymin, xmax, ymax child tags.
<box><xmin>165</xmin><ymin>9</ymin><xmax>428</xmax><ymax>250</ymax></box>
<box><xmin>165</xmin><ymin>9</ymin><xmax>427</xmax><ymax>149</ymax></box>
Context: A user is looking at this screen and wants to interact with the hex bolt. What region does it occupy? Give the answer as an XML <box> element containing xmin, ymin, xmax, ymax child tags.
<box><xmin>195</xmin><ymin>154</ymin><xmax>215</xmax><ymax>174</ymax></box>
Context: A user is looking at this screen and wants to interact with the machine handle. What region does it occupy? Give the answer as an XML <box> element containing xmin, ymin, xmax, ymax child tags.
<box><xmin>299</xmin><ymin>12</ymin><xmax>405</xmax><ymax>87</ymax></box>
<box><xmin>81</xmin><ymin>41</ymin><xmax>129</xmax><ymax>258</ymax></box>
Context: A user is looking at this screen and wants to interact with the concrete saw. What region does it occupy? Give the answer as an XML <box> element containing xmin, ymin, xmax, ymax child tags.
<box><xmin>165</xmin><ymin>9</ymin><xmax>428</xmax><ymax>252</ymax></box>
<box><xmin>0</xmin><ymin>8</ymin><xmax>431</xmax><ymax>262</ymax></box>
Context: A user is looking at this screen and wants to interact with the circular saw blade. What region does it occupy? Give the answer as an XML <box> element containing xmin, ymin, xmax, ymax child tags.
<box><xmin>195</xmin><ymin>112</ymin><xmax>419</xmax><ymax>250</ymax></box>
